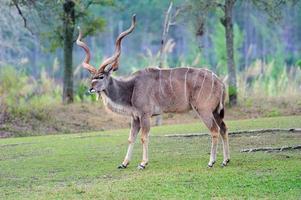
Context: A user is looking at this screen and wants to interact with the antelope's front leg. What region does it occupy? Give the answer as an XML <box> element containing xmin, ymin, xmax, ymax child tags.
<box><xmin>118</xmin><ymin>117</ymin><xmax>140</xmax><ymax>169</ymax></box>
<box><xmin>138</xmin><ymin>115</ymin><xmax>150</xmax><ymax>170</ymax></box>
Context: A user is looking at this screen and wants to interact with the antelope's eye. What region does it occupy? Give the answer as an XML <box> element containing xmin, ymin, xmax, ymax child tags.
<box><xmin>95</xmin><ymin>75</ymin><xmax>104</xmax><ymax>79</ymax></box>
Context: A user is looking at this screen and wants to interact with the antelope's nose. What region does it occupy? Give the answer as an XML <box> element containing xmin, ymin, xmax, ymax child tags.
<box><xmin>89</xmin><ymin>88</ymin><xmax>96</xmax><ymax>94</ymax></box>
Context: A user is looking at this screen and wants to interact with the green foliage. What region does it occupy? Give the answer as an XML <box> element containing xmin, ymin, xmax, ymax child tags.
<box><xmin>238</xmin><ymin>60</ymin><xmax>301</xmax><ymax>97</ymax></box>
<box><xmin>251</xmin><ymin>0</ymin><xmax>295</xmax><ymax>21</ymax></box>
<box><xmin>0</xmin><ymin>65</ymin><xmax>101</xmax><ymax>120</ymax></box>
<box><xmin>75</xmin><ymin>82</ymin><xmax>88</xmax><ymax>102</ymax></box>
<box><xmin>212</xmin><ymin>22</ymin><xmax>243</xmax><ymax>75</ymax></box>
<box><xmin>265</xmin><ymin>108</ymin><xmax>281</xmax><ymax>117</ymax></box>
<box><xmin>228</xmin><ymin>85</ymin><xmax>238</xmax><ymax>96</ymax></box>
<box><xmin>15</xmin><ymin>0</ymin><xmax>111</xmax><ymax>51</ymax></box>
<box><xmin>296</xmin><ymin>59</ymin><xmax>301</xmax><ymax>70</ymax></box>
<box><xmin>0</xmin><ymin>66</ymin><xmax>61</xmax><ymax>119</ymax></box>
<box><xmin>75</xmin><ymin>81</ymin><xmax>97</xmax><ymax>103</ymax></box>
<box><xmin>3</xmin><ymin>0</ymin><xmax>301</xmax><ymax>106</ymax></box>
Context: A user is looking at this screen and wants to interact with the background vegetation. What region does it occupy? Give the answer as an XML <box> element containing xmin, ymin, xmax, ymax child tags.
<box><xmin>0</xmin><ymin>0</ymin><xmax>300</xmax><ymax>137</ymax></box>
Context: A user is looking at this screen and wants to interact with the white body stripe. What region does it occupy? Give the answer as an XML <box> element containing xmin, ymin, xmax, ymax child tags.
<box><xmin>201</xmin><ymin>69</ymin><xmax>225</xmax><ymax>106</ymax></box>
<box><xmin>204</xmin><ymin>72</ymin><xmax>215</xmax><ymax>103</ymax></box>
<box><xmin>159</xmin><ymin>69</ymin><xmax>165</xmax><ymax>97</ymax></box>
<box><xmin>196</xmin><ymin>70</ymin><xmax>207</xmax><ymax>101</ymax></box>
<box><xmin>203</xmin><ymin>68</ymin><xmax>223</xmax><ymax>84</ymax></box>
<box><xmin>193</xmin><ymin>70</ymin><xmax>200</xmax><ymax>89</ymax></box>
<box><xmin>184</xmin><ymin>68</ymin><xmax>190</xmax><ymax>100</ymax></box>
<box><xmin>169</xmin><ymin>69</ymin><xmax>176</xmax><ymax>96</ymax></box>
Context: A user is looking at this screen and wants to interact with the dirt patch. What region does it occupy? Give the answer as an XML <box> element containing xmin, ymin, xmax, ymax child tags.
<box><xmin>0</xmin><ymin>131</ymin><xmax>13</xmax><ymax>138</ymax></box>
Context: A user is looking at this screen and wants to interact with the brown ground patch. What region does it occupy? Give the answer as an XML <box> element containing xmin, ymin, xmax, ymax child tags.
<box><xmin>0</xmin><ymin>97</ymin><xmax>300</xmax><ymax>138</ymax></box>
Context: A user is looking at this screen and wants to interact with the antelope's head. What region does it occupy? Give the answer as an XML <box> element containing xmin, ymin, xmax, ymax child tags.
<box><xmin>76</xmin><ymin>15</ymin><xmax>136</xmax><ymax>93</ymax></box>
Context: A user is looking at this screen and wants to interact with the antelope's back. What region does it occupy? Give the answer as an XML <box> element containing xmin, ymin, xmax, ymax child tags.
<box><xmin>133</xmin><ymin>67</ymin><xmax>224</xmax><ymax>113</ymax></box>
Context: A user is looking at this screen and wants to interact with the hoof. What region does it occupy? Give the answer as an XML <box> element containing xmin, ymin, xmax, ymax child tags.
<box><xmin>117</xmin><ymin>164</ymin><xmax>127</xmax><ymax>169</ymax></box>
<box><xmin>137</xmin><ymin>164</ymin><xmax>146</xmax><ymax>170</ymax></box>
<box><xmin>221</xmin><ymin>159</ymin><xmax>230</xmax><ymax>167</ymax></box>
<box><xmin>208</xmin><ymin>161</ymin><xmax>215</xmax><ymax>168</ymax></box>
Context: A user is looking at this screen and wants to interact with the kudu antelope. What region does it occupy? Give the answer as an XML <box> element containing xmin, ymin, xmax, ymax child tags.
<box><xmin>76</xmin><ymin>15</ymin><xmax>230</xmax><ymax>169</ymax></box>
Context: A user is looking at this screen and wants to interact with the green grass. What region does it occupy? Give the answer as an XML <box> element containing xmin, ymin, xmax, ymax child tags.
<box><xmin>0</xmin><ymin>116</ymin><xmax>301</xmax><ymax>199</ymax></box>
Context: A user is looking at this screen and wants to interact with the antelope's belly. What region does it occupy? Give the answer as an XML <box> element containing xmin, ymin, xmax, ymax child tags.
<box><xmin>160</xmin><ymin>97</ymin><xmax>191</xmax><ymax>113</ymax></box>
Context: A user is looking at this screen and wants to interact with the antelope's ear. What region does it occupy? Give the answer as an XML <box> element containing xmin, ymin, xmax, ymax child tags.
<box><xmin>104</xmin><ymin>65</ymin><xmax>113</xmax><ymax>74</ymax></box>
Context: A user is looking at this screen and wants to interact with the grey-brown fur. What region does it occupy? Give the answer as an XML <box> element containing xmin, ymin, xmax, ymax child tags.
<box><xmin>89</xmin><ymin>67</ymin><xmax>230</xmax><ymax>169</ymax></box>
<box><xmin>101</xmin><ymin>67</ymin><xmax>224</xmax><ymax>116</ymax></box>
<box><xmin>76</xmin><ymin>15</ymin><xmax>230</xmax><ymax>169</ymax></box>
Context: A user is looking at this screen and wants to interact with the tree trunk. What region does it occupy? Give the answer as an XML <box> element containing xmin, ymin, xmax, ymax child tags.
<box><xmin>224</xmin><ymin>0</ymin><xmax>237</xmax><ymax>106</ymax></box>
<box><xmin>195</xmin><ymin>16</ymin><xmax>205</xmax><ymax>52</ymax></box>
<box><xmin>62</xmin><ymin>0</ymin><xmax>75</xmax><ymax>104</ymax></box>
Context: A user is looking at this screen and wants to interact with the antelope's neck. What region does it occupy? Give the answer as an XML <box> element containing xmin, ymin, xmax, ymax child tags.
<box><xmin>101</xmin><ymin>77</ymin><xmax>136</xmax><ymax>116</ymax></box>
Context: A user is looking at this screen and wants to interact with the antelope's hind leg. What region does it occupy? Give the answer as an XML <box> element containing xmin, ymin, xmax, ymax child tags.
<box><xmin>219</xmin><ymin>123</ymin><xmax>230</xmax><ymax>166</ymax></box>
<box><xmin>213</xmin><ymin>110</ymin><xmax>230</xmax><ymax>167</ymax></box>
<box><xmin>192</xmin><ymin>108</ymin><xmax>220</xmax><ymax>168</ymax></box>
<box><xmin>207</xmin><ymin>118</ymin><xmax>220</xmax><ymax>168</ymax></box>
<box><xmin>118</xmin><ymin>117</ymin><xmax>140</xmax><ymax>169</ymax></box>
<box><xmin>220</xmin><ymin>130</ymin><xmax>230</xmax><ymax>167</ymax></box>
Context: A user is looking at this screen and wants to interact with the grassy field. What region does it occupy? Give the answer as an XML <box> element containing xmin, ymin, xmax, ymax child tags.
<box><xmin>0</xmin><ymin>116</ymin><xmax>301</xmax><ymax>199</ymax></box>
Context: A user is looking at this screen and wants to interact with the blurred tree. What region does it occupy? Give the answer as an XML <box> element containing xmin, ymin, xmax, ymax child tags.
<box><xmin>3</xmin><ymin>0</ymin><xmax>300</xmax><ymax>105</ymax></box>
<box><xmin>63</xmin><ymin>0</ymin><xmax>75</xmax><ymax>104</ymax></box>
<box><xmin>188</xmin><ymin>0</ymin><xmax>295</xmax><ymax>106</ymax></box>
<box><xmin>11</xmin><ymin>0</ymin><xmax>112</xmax><ymax>103</ymax></box>
<box><xmin>221</xmin><ymin>0</ymin><xmax>237</xmax><ymax>106</ymax></box>
<box><xmin>187</xmin><ymin>0</ymin><xmax>238</xmax><ymax>105</ymax></box>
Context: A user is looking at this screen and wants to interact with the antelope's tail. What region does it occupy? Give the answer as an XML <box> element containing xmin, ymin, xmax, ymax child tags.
<box><xmin>217</xmin><ymin>85</ymin><xmax>226</xmax><ymax>119</ymax></box>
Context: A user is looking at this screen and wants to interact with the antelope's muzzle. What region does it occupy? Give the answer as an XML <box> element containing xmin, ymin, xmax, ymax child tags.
<box><xmin>89</xmin><ymin>88</ymin><xmax>96</xmax><ymax>94</ymax></box>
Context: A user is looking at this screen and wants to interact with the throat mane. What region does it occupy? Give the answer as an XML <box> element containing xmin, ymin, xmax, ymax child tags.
<box><xmin>100</xmin><ymin>92</ymin><xmax>136</xmax><ymax>116</ymax></box>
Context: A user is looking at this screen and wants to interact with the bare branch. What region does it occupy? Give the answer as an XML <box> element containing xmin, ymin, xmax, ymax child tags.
<box><xmin>158</xmin><ymin>1</ymin><xmax>173</xmax><ymax>68</ymax></box>
<box><xmin>241</xmin><ymin>145</ymin><xmax>301</xmax><ymax>153</ymax></box>
<box><xmin>173</xmin><ymin>6</ymin><xmax>184</xmax><ymax>18</ymax></box>
<box><xmin>163</xmin><ymin>1</ymin><xmax>173</xmax><ymax>33</ymax></box>
<box><xmin>12</xmin><ymin>0</ymin><xmax>34</xmax><ymax>35</ymax></box>
<box><xmin>165</xmin><ymin>128</ymin><xmax>301</xmax><ymax>137</ymax></box>
<box><xmin>168</xmin><ymin>22</ymin><xmax>176</xmax><ymax>26</ymax></box>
